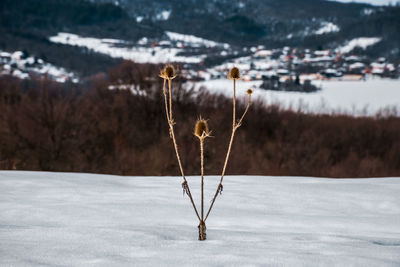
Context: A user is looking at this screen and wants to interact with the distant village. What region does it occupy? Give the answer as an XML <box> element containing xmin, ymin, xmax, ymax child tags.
<box><xmin>0</xmin><ymin>50</ymin><xmax>78</xmax><ymax>83</ymax></box>
<box><xmin>141</xmin><ymin>33</ymin><xmax>400</xmax><ymax>92</ymax></box>
<box><xmin>190</xmin><ymin>44</ymin><xmax>399</xmax><ymax>92</ymax></box>
<box><xmin>1</xmin><ymin>32</ymin><xmax>399</xmax><ymax>92</ymax></box>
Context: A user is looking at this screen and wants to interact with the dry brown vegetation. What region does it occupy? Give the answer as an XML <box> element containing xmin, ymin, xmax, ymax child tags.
<box><xmin>0</xmin><ymin>61</ymin><xmax>399</xmax><ymax>178</ymax></box>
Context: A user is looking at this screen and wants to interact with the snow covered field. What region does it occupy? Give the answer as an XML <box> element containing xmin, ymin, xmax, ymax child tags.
<box><xmin>197</xmin><ymin>78</ymin><xmax>400</xmax><ymax>116</ymax></box>
<box><xmin>1</xmin><ymin>171</ymin><xmax>400</xmax><ymax>266</ymax></box>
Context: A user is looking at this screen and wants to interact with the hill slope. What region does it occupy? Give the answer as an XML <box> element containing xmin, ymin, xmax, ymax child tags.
<box><xmin>1</xmin><ymin>0</ymin><xmax>399</xmax><ymax>76</ymax></box>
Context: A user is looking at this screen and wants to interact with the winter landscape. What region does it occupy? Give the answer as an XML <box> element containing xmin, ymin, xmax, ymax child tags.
<box><xmin>1</xmin><ymin>0</ymin><xmax>400</xmax><ymax>266</ymax></box>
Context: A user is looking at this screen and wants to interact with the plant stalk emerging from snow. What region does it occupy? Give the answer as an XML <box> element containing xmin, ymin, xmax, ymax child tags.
<box><xmin>160</xmin><ymin>65</ymin><xmax>201</xmax><ymax>222</ymax></box>
<box><xmin>194</xmin><ymin>118</ymin><xmax>211</xmax><ymax>240</ymax></box>
<box><xmin>160</xmin><ymin>65</ymin><xmax>251</xmax><ymax>240</ymax></box>
<box><xmin>205</xmin><ymin>71</ymin><xmax>252</xmax><ymax>222</ymax></box>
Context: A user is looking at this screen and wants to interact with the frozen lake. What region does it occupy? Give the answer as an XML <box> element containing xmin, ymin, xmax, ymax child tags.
<box><xmin>198</xmin><ymin>78</ymin><xmax>400</xmax><ymax>116</ymax></box>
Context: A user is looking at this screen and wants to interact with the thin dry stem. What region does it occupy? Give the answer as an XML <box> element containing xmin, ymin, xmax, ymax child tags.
<box><xmin>162</xmin><ymin>79</ymin><xmax>170</xmax><ymax>123</ymax></box>
<box><xmin>233</xmin><ymin>80</ymin><xmax>236</xmax><ymax>128</ymax></box>
<box><xmin>205</xmin><ymin>82</ymin><xmax>251</xmax><ymax>222</ymax></box>
<box><xmin>205</xmin><ymin>130</ymin><xmax>235</xmax><ymax>221</ymax></box>
<box><xmin>163</xmin><ymin>77</ymin><xmax>201</xmax><ymax>222</ymax></box>
<box><xmin>168</xmin><ymin>79</ymin><xmax>173</xmax><ymax>120</ymax></box>
<box><xmin>236</xmin><ymin>94</ymin><xmax>251</xmax><ymax>128</ymax></box>
<box><xmin>200</xmin><ymin>137</ymin><xmax>205</xmax><ymax>221</ymax></box>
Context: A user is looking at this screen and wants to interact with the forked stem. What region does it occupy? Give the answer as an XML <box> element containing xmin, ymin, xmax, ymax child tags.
<box><xmin>205</xmin><ymin>81</ymin><xmax>251</xmax><ymax>222</ymax></box>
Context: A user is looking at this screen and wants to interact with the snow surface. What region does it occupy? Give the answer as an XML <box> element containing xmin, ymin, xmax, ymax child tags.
<box><xmin>197</xmin><ymin>78</ymin><xmax>400</xmax><ymax>116</ymax></box>
<box><xmin>49</xmin><ymin>33</ymin><xmax>204</xmax><ymax>64</ymax></box>
<box><xmin>337</xmin><ymin>37</ymin><xmax>381</xmax><ymax>54</ymax></box>
<box><xmin>1</xmin><ymin>171</ymin><xmax>400</xmax><ymax>266</ymax></box>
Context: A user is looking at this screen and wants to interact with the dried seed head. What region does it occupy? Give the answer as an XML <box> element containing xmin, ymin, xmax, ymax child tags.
<box><xmin>194</xmin><ymin>118</ymin><xmax>210</xmax><ymax>138</ymax></box>
<box><xmin>228</xmin><ymin>67</ymin><xmax>240</xmax><ymax>80</ymax></box>
<box><xmin>165</xmin><ymin>65</ymin><xmax>175</xmax><ymax>78</ymax></box>
<box><xmin>246</xmin><ymin>88</ymin><xmax>253</xmax><ymax>95</ymax></box>
<box><xmin>159</xmin><ymin>68</ymin><xmax>166</xmax><ymax>79</ymax></box>
<box><xmin>160</xmin><ymin>64</ymin><xmax>176</xmax><ymax>80</ymax></box>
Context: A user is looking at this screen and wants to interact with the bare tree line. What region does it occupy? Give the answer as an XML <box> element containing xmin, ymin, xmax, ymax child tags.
<box><xmin>0</xmin><ymin>61</ymin><xmax>399</xmax><ymax>177</ymax></box>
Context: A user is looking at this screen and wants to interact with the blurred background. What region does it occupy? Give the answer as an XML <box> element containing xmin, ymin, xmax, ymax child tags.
<box><xmin>0</xmin><ymin>0</ymin><xmax>399</xmax><ymax>177</ymax></box>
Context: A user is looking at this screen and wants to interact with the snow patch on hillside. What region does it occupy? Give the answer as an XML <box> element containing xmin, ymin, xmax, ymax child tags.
<box><xmin>337</xmin><ymin>37</ymin><xmax>381</xmax><ymax>54</ymax></box>
<box><xmin>315</xmin><ymin>22</ymin><xmax>340</xmax><ymax>35</ymax></box>
<box><xmin>49</xmin><ymin>32</ymin><xmax>204</xmax><ymax>64</ymax></box>
<box><xmin>156</xmin><ymin>10</ymin><xmax>171</xmax><ymax>21</ymax></box>
<box><xmin>1</xmin><ymin>171</ymin><xmax>400</xmax><ymax>266</ymax></box>
<box><xmin>166</xmin><ymin>31</ymin><xmax>229</xmax><ymax>48</ymax></box>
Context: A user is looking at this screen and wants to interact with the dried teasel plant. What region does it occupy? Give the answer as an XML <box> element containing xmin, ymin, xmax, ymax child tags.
<box><xmin>160</xmin><ymin>64</ymin><xmax>201</xmax><ymax>222</ymax></box>
<box><xmin>205</xmin><ymin>68</ymin><xmax>252</xmax><ymax>223</ymax></box>
<box><xmin>194</xmin><ymin>118</ymin><xmax>211</xmax><ymax>240</ymax></box>
<box><xmin>160</xmin><ymin>65</ymin><xmax>251</xmax><ymax>240</ymax></box>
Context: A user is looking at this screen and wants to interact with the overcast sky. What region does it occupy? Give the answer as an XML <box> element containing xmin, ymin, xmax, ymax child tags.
<box><xmin>332</xmin><ymin>0</ymin><xmax>398</xmax><ymax>5</ymax></box>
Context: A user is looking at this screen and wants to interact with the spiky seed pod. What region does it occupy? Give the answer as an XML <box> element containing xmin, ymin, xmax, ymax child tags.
<box><xmin>228</xmin><ymin>67</ymin><xmax>240</xmax><ymax>80</ymax></box>
<box><xmin>160</xmin><ymin>64</ymin><xmax>176</xmax><ymax>80</ymax></box>
<box><xmin>194</xmin><ymin>119</ymin><xmax>209</xmax><ymax>138</ymax></box>
<box><xmin>165</xmin><ymin>65</ymin><xmax>175</xmax><ymax>79</ymax></box>
<box><xmin>246</xmin><ymin>88</ymin><xmax>253</xmax><ymax>95</ymax></box>
<box><xmin>159</xmin><ymin>68</ymin><xmax>166</xmax><ymax>79</ymax></box>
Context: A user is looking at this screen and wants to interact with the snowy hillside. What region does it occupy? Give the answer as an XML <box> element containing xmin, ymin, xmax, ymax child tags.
<box><xmin>1</xmin><ymin>171</ymin><xmax>399</xmax><ymax>266</ymax></box>
<box><xmin>49</xmin><ymin>33</ymin><xmax>204</xmax><ymax>64</ymax></box>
